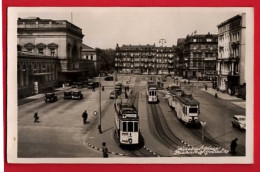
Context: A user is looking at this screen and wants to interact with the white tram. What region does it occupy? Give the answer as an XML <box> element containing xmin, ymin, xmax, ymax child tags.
<box><xmin>174</xmin><ymin>93</ymin><xmax>200</xmax><ymax>127</ymax></box>
<box><xmin>167</xmin><ymin>85</ymin><xmax>182</xmax><ymax>109</ymax></box>
<box><xmin>147</xmin><ymin>81</ymin><xmax>158</xmax><ymax>103</ymax></box>
<box><xmin>115</xmin><ymin>103</ymin><xmax>139</xmax><ymax>145</ymax></box>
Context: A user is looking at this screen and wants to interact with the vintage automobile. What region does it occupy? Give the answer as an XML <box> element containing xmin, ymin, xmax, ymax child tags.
<box><xmin>232</xmin><ymin>115</ymin><xmax>246</xmax><ymax>130</ymax></box>
<box><xmin>87</xmin><ymin>81</ymin><xmax>100</xmax><ymax>89</ymax></box>
<box><xmin>104</xmin><ymin>76</ymin><xmax>113</xmax><ymax>81</ymax></box>
<box><xmin>64</xmin><ymin>91</ymin><xmax>72</xmax><ymax>99</ymax></box>
<box><xmin>71</xmin><ymin>82</ymin><xmax>82</xmax><ymax>88</ymax></box>
<box><xmin>110</xmin><ymin>90</ymin><xmax>120</xmax><ymax>99</ymax></box>
<box><xmin>44</xmin><ymin>92</ymin><xmax>58</xmax><ymax>103</ymax></box>
<box><xmin>72</xmin><ymin>91</ymin><xmax>83</xmax><ymax>100</ymax></box>
<box><xmin>81</xmin><ymin>81</ymin><xmax>88</xmax><ymax>88</ymax></box>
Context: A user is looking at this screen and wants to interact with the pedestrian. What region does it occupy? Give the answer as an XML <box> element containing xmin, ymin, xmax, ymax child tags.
<box><xmin>230</xmin><ymin>138</ymin><xmax>238</xmax><ymax>155</ymax></box>
<box><xmin>205</xmin><ymin>83</ymin><xmax>208</xmax><ymax>90</ymax></box>
<box><xmin>102</xmin><ymin>142</ymin><xmax>109</xmax><ymax>158</ymax></box>
<box><xmin>34</xmin><ymin>110</ymin><xmax>39</xmax><ymax>123</ymax></box>
<box><xmin>92</xmin><ymin>85</ymin><xmax>95</xmax><ymax>92</ymax></box>
<box><xmin>82</xmin><ymin>110</ymin><xmax>88</xmax><ymax>124</ymax></box>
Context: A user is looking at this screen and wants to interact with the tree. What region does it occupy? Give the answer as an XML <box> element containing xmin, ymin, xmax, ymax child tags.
<box><xmin>95</xmin><ymin>48</ymin><xmax>115</xmax><ymax>72</ymax></box>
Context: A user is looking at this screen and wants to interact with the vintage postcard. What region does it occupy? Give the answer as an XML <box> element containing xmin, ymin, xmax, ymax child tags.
<box><xmin>7</xmin><ymin>7</ymin><xmax>254</xmax><ymax>164</ymax></box>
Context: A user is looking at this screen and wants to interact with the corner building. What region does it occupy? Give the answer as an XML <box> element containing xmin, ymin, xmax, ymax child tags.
<box><xmin>181</xmin><ymin>33</ymin><xmax>218</xmax><ymax>80</ymax></box>
<box><xmin>217</xmin><ymin>14</ymin><xmax>246</xmax><ymax>98</ymax></box>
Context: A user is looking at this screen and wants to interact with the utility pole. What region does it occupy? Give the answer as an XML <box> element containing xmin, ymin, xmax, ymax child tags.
<box><xmin>98</xmin><ymin>61</ymin><xmax>102</xmax><ymax>133</ymax></box>
<box><xmin>159</xmin><ymin>38</ymin><xmax>166</xmax><ymax>47</ymax></box>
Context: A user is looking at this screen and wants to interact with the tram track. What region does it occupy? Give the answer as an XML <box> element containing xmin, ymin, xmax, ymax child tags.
<box><xmin>149</xmin><ymin>102</ymin><xmax>187</xmax><ymax>150</ymax></box>
<box><xmin>158</xmin><ymin>91</ymin><xmax>223</xmax><ymax>148</ymax></box>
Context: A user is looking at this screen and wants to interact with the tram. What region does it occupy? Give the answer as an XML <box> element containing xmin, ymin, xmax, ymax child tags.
<box><xmin>167</xmin><ymin>85</ymin><xmax>182</xmax><ymax>109</ymax></box>
<box><xmin>147</xmin><ymin>81</ymin><xmax>158</xmax><ymax>103</ymax></box>
<box><xmin>114</xmin><ymin>103</ymin><xmax>140</xmax><ymax>145</ymax></box>
<box><xmin>174</xmin><ymin>92</ymin><xmax>200</xmax><ymax>127</ymax></box>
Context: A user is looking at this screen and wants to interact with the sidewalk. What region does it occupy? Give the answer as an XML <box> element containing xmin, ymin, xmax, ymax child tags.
<box><xmin>201</xmin><ymin>88</ymin><xmax>246</xmax><ymax>109</ymax></box>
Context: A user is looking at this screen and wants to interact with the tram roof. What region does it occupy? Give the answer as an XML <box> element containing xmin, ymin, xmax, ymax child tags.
<box><xmin>176</xmin><ymin>94</ymin><xmax>199</xmax><ymax>106</ymax></box>
<box><xmin>117</xmin><ymin>103</ymin><xmax>139</xmax><ymax>119</ymax></box>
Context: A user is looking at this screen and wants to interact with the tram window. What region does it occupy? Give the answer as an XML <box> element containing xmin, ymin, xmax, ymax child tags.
<box><xmin>189</xmin><ymin>108</ymin><xmax>198</xmax><ymax>113</ymax></box>
<box><xmin>134</xmin><ymin>122</ymin><xmax>138</xmax><ymax>132</ymax></box>
<box><xmin>182</xmin><ymin>106</ymin><xmax>186</xmax><ymax>114</ymax></box>
<box><xmin>123</xmin><ymin>122</ymin><xmax>127</xmax><ymax>132</ymax></box>
<box><xmin>128</xmin><ymin>122</ymin><xmax>134</xmax><ymax>132</ymax></box>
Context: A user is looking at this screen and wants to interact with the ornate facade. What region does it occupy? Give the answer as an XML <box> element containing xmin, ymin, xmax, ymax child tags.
<box><xmin>17</xmin><ymin>17</ymin><xmax>95</xmax><ymax>98</ymax></box>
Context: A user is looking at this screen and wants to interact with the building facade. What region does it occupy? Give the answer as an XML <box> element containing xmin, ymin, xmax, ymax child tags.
<box><xmin>115</xmin><ymin>44</ymin><xmax>176</xmax><ymax>75</ymax></box>
<box><xmin>217</xmin><ymin>14</ymin><xmax>246</xmax><ymax>98</ymax></box>
<box><xmin>82</xmin><ymin>44</ymin><xmax>98</xmax><ymax>76</ymax></box>
<box><xmin>181</xmin><ymin>33</ymin><xmax>218</xmax><ymax>80</ymax></box>
<box><xmin>17</xmin><ymin>17</ymin><xmax>95</xmax><ymax>98</ymax></box>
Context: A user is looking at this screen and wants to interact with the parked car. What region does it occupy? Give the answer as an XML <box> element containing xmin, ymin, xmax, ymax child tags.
<box><xmin>64</xmin><ymin>91</ymin><xmax>72</xmax><ymax>99</ymax></box>
<box><xmin>110</xmin><ymin>90</ymin><xmax>120</xmax><ymax>99</ymax></box>
<box><xmin>81</xmin><ymin>81</ymin><xmax>88</xmax><ymax>88</ymax></box>
<box><xmin>87</xmin><ymin>81</ymin><xmax>100</xmax><ymax>89</ymax></box>
<box><xmin>71</xmin><ymin>82</ymin><xmax>82</xmax><ymax>88</ymax></box>
<box><xmin>72</xmin><ymin>91</ymin><xmax>83</xmax><ymax>100</ymax></box>
<box><xmin>104</xmin><ymin>76</ymin><xmax>113</xmax><ymax>81</ymax></box>
<box><xmin>44</xmin><ymin>92</ymin><xmax>58</xmax><ymax>103</ymax></box>
<box><xmin>232</xmin><ymin>115</ymin><xmax>246</xmax><ymax>130</ymax></box>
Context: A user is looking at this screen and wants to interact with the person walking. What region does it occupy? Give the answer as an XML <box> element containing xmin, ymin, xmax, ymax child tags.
<box><xmin>92</xmin><ymin>84</ymin><xmax>95</xmax><ymax>92</ymax></box>
<box><xmin>82</xmin><ymin>110</ymin><xmax>88</xmax><ymax>124</ymax></box>
<box><xmin>34</xmin><ymin>111</ymin><xmax>39</xmax><ymax>123</ymax></box>
<box><xmin>102</xmin><ymin>142</ymin><xmax>109</xmax><ymax>158</ymax></box>
<box><xmin>230</xmin><ymin>138</ymin><xmax>238</xmax><ymax>155</ymax></box>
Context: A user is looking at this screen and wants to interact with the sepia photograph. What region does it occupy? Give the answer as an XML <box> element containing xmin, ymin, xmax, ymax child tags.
<box><xmin>7</xmin><ymin>7</ymin><xmax>254</xmax><ymax>164</ymax></box>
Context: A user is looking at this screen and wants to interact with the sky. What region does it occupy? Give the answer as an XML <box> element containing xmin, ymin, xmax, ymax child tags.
<box><xmin>16</xmin><ymin>7</ymin><xmax>250</xmax><ymax>49</ymax></box>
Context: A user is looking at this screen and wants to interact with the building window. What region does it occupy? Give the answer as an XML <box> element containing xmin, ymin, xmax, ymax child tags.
<box><xmin>193</xmin><ymin>39</ymin><xmax>197</xmax><ymax>42</ymax></box>
<box><xmin>50</xmin><ymin>48</ymin><xmax>55</xmax><ymax>57</ymax></box>
<box><xmin>206</xmin><ymin>39</ymin><xmax>212</xmax><ymax>42</ymax></box>
<box><xmin>91</xmin><ymin>55</ymin><xmax>93</xmax><ymax>60</ymax></box>
<box><xmin>38</xmin><ymin>48</ymin><xmax>44</xmax><ymax>54</ymax></box>
<box><xmin>27</xmin><ymin>48</ymin><xmax>33</xmax><ymax>53</ymax></box>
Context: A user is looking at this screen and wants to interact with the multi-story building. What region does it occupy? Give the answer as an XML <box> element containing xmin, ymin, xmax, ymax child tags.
<box><xmin>181</xmin><ymin>33</ymin><xmax>218</xmax><ymax>80</ymax></box>
<box><xmin>175</xmin><ymin>38</ymin><xmax>186</xmax><ymax>77</ymax></box>
<box><xmin>17</xmin><ymin>17</ymin><xmax>95</xmax><ymax>98</ymax></box>
<box><xmin>115</xmin><ymin>44</ymin><xmax>176</xmax><ymax>74</ymax></box>
<box><xmin>217</xmin><ymin>13</ymin><xmax>246</xmax><ymax>97</ymax></box>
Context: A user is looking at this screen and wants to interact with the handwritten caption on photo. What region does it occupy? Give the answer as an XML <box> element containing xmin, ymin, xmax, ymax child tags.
<box><xmin>172</xmin><ymin>145</ymin><xmax>229</xmax><ymax>156</ymax></box>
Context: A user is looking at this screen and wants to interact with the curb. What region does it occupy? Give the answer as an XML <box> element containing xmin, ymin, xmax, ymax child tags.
<box><xmin>143</xmin><ymin>146</ymin><xmax>160</xmax><ymax>157</ymax></box>
<box><xmin>180</xmin><ymin>140</ymin><xmax>193</xmax><ymax>148</ymax></box>
<box><xmin>86</xmin><ymin>141</ymin><xmax>128</xmax><ymax>156</ymax></box>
